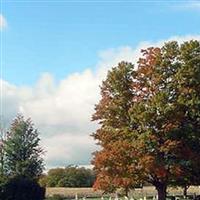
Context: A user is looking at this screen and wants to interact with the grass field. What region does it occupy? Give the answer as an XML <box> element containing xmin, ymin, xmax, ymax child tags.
<box><xmin>46</xmin><ymin>186</ymin><xmax>200</xmax><ymax>199</ymax></box>
<box><xmin>46</xmin><ymin>187</ymin><xmax>103</xmax><ymax>199</ymax></box>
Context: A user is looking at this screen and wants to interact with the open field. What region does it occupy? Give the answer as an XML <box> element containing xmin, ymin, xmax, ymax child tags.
<box><xmin>46</xmin><ymin>186</ymin><xmax>200</xmax><ymax>199</ymax></box>
<box><xmin>46</xmin><ymin>187</ymin><xmax>103</xmax><ymax>199</ymax></box>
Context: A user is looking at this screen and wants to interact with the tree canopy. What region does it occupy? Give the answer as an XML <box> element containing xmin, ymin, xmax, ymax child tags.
<box><xmin>92</xmin><ymin>40</ymin><xmax>200</xmax><ymax>200</ymax></box>
<box><xmin>0</xmin><ymin>115</ymin><xmax>45</xmax><ymax>200</ymax></box>
<box><xmin>4</xmin><ymin>115</ymin><xmax>44</xmax><ymax>180</ymax></box>
<box><xmin>40</xmin><ymin>166</ymin><xmax>96</xmax><ymax>187</ymax></box>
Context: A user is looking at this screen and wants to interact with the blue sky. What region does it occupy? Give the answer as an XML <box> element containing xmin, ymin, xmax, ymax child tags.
<box><xmin>1</xmin><ymin>0</ymin><xmax>200</xmax><ymax>169</ymax></box>
<box><xmin>2</xmin><ymin>0</ymin><xmax>200</xmax><ymax>85</ymax></box>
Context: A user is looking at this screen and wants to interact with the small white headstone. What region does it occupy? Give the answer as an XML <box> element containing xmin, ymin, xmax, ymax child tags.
<box><xmin>156</xmin><ymin>195</ymin><xmax>158</xmax><ymax>200</ymax></box>
<box><xmin>115</xmin><ymin>193</ymin><xmax>119</xmax><ymax>200</ymax></box>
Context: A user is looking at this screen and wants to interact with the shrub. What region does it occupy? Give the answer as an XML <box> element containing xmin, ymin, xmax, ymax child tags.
<box><xmin>1</xmin><ymin>176</ymin><xmax>46</xmax><ymax>200</ymax></box>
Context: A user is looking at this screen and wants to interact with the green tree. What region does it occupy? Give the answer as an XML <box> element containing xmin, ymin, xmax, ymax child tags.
<box><xmin>4</xmin><ymin>114</ymin><xmax>44</xmax><ymax>180</ymax></box>
<box><xmin>131</xmin><ymin>41</ymin><xmax>200</xmax><ymax>199</ymax></box>
<box><xmin>61</xmin><ymin>166</ymin><xmax>95</xmax><ymax>187</ymax></box>
<box><xmin>0</xmin><ymin>125</ymin><xmax>6</xmax><ymax>177</ymax></box>
<box><xmin>47</xmin><ymin>168</ymin><xmax>66</xmax><ymax>187</ymax></box>
<box><xmin>170</xmin><ymin>40</ymin><xmax>200</xmax><ymax>196</ymax></box>
<box><xmin>45</xmin><ymin>166</ymin><xmax>96</xmax><ymax>187</ymax></box>
<box><xmin>0</xmin><ymin>135</ymin><xmax>5</xmax><ymax>177</ymax></box>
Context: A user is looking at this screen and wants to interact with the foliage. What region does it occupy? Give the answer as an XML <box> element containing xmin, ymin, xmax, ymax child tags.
<box><xmin>0</xmin><ymin>126</ymin><xmax>6</xmax><ymax>177</ymax></box>
<box><xmin>92</xmin><ymin>62</ymin><xmax>140</xmax><ymax>195</ymax></box>
<box><xmin>92</xmin><ymin>40</ymin><xmax>200</xmax><ymax>200</ymax></box>
<box><xmin>39</xmin><ymin>174</ymin><xmax>48</xmax><ymax>187</ymax></box>
<box><xmin>0</xmin><ymin>175</ymin><xmax>8</xmax><ymax>200</ymax></box>
<box><xmin>0</xmin><ymin>176</ymin><xmax>45</xmax><ymax>200</ymax></box>
<box><xmin>0</xmin><ymin>139</ymin><xmax>5</xmax><ymax>177</ymax></box>
<box><xmin>46</xmin><ymin>168</ymin><xmax>65</xmax><ymax>187</ymax></box>
<box><xmin>0</xmin><ymin>115</ymin><xmax>45</xmax><ymax>199</ymax></box>
<box><xmin>4</xmin><ymin>114</ymin><xmax>44</xmax><ymax>180</ymax></box>
<box><xmin>43</xmin><ymin>166</ymin><xmax>96</xmax><ymax>187</ymax></box>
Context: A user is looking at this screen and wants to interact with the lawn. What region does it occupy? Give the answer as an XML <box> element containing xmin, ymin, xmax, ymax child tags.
<box><xmin>46</xmin><ymin>186</ymin><xmax>200</xmax><ymax>200</ymax></box>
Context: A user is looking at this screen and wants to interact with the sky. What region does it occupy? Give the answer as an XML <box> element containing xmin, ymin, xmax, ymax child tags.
<box><xmin>0</xmin><ymin>0</ymin><xmax>200</xmax><ymax>170</ymax></box>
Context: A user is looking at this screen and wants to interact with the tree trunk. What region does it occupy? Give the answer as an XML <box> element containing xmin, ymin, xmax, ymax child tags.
<box><xmin>183</xmin><ymin>185</ymin><xmax>189</xmax><ymax>197</ymax></box>
<box><xmin>124</xmin><ymin>187</ymin><xmax>129</xmax><ymax>197</ymax></box>
<box><xmin>156</xmin><ymin>183</ymin><xmax>167</xmax><ymax>200</ymax></box>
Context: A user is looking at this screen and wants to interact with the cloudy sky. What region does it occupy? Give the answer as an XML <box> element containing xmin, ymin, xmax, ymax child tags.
<box><xmin>0</xmin><ymin>0</ymin><xmax>200</xmax><ymax>170</ymax></box>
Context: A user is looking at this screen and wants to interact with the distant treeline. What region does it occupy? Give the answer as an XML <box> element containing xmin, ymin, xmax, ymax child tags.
<box><xmin>39</xmin><ymin>166</ymin><xmax>96</xmax><ymax>187</ymax></box>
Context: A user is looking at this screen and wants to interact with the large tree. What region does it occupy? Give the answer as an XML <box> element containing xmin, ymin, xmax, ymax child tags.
<box><xmin>92</xmin><ymin>62</ymin><xmax>142</xmax><ymax>195</ymax></box>
<box><xmin>92</xmin><ymin>40</ymin><xmax>200</xmax><ymax>200</ymax></box>
<box><xmin>4</xmin><ymin>115</ymin><xmax>44</xmax><ymax>180</ymax></box>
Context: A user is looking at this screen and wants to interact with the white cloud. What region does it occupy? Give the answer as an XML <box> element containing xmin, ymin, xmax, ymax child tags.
<box><xmin>42</xmin><ymin>134</ymin><xmax>96</xmax><ymax>170</ymax></box>
<box><xmin>173</xmin><ymin>1</ymin><xmax>200</xmax><ymax>11</ymax></box>
<box><xmin>0</xmin><ymin>14</ymin><xmax>7</xmax><ymax>30</ymax></box>
<box><xmin>96</xmin><ymin>34</ymin><xmax>200</xmax><ymax>76</ymax></box>
<box><xmin>2</xmin><ymin>35</ymin><xmax>200</xmax><ymax>169</ymax></box>
<box><xmin>2</xmin><ymin>70</ymin><xmax>102</xmax><ymax>169</ymax></box>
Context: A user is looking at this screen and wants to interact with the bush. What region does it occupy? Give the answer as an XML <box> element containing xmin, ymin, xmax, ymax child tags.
<box><xmin>0</xmin><ymin>175</ymin><xmax>8</xmax><ymax>199</ymax></box>
<box><xmin>0</xmin><ymin>176</ymin><xmax>46</xmax><ymax>200</ymax></box>
<box><xmin>39</xmin><ymin>174</ymin><xmax>48</xmax><ymax>187</ymax></box>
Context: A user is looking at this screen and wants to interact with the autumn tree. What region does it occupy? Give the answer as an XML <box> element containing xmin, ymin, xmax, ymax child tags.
<box><xmin>92</xmin><ymin>40</ymin><xmax>200</xmax><ymax>200</ymax></box>
<box><xmin>130</xmin><ymin>42</ymin><xmax>184</xmax><ymax>200</ymax></box>
<box><xmin>131</xmin><ymin>41</ymin><xmax>200</xmax><ymax>199</ymax></box>
<box><xmin>92</xmin><ymin>62</ymin><xmax>142</xmax><ymax>195</ymax></box>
